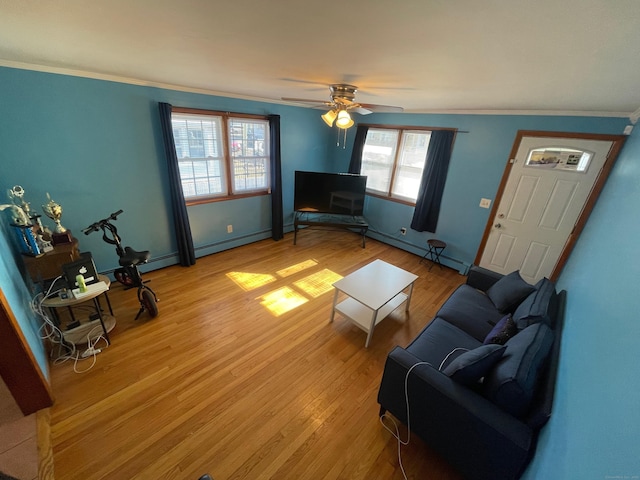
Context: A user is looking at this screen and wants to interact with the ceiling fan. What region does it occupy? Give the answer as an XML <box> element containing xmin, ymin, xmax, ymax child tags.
<box><xmin>282</xmin><ymin>84</ymin><xmax>404</xmax><ymax>129</ymax></box>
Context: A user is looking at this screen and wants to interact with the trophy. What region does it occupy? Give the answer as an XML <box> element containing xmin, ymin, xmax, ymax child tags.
<box><xmin>42</xmin><ymin>193</ymin><xmax>72</xmax><ymax>244</ymax></box>
<box><xmin>7</xmin><ymin>185</ymin><xmax>31</xmax><ymax>225</ymax></box>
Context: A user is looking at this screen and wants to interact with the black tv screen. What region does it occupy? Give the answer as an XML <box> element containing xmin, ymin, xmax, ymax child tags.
<box><xmin>294</xmin><ymin>171</ymin><xmax>367</xmax><ymax>216</ymax></box>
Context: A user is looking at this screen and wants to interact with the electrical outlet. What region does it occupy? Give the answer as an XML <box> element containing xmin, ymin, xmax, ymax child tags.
<box><xmin>227</xmin><ymin>225</ymin><xmax>233</xmax><ymax>233</ymax></box>
<box><xmin>479</xmin><ymin>198</ymin><xmax>492</xmax><ymax>209</ymax></box>
<box><xmin>400</xmin><ymin>227</ymin><xmax>407</xmax><ymax>235</ymax></box>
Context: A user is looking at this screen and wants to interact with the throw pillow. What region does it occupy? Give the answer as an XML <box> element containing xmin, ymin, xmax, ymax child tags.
<box><xmin>513</xmin><ymin>277</ymin><xmax>559</xmax><ymax>329</ymax></box>
<box><xmin>443</xmin><ymin>344</ymin><xmax>506</xmax><ymax>386</ymax></box>
<box><xmin>486</xmin><ymin>271</ymin><xmax>535</xmax><ymax>313</ymax></box>
<box><xmin>482</xmin><ymin>322</ymin><xmax>554</xmax><ymax>418</ymax></box>
<box><xmin>484</xmin><ymin>314</ymin><xmax>518</xmax><ymax>345</ymax></box>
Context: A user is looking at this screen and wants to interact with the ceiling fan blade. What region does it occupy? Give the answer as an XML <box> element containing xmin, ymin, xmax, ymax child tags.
<box><xmin>334</xmin><ymin>97</ymin><xmax>355</xmax><ymax>106</ymax></box>
<box><xmin>358</xmin><ymin>103</ymin><xmax>404</xmax><ymax>113</ymax></box>
<box><xmin>282</xmin><ymin>84</ymin><xmax>403</xmax><ymax>116</ymax></box>
<box><xmin>281</xmin><ymin>97</ymin><xmax>332</xmax><ymax>105</ymax></box>
<box><xmin>348</xmin><ymin>106</ymin><xmax>373</xmax><ymax>115</ymax></box>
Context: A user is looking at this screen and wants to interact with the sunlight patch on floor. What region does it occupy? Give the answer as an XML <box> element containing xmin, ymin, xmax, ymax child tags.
<box><xmin>229</xmin><ymin>261</ymin><xmax>341</xmax><ymax>316</ymax></box>
<box><xmin>276</xmin><ymin>259</ymin><xmax>318</xmax><ymax>278</ymax></box>
<box><xmin>293</xmin><ymin>269</ymin><xmax>343</xmax><ymax>298</ymax></box>
<box><xmin>257</xmin><ymin>286</ymin><xmax>308</xmax><ymax>316</ymax></box>
<box><xmin>226</xmin><ymin>271</ymin><xmax>276</xmax><ymax>291</ymax></box>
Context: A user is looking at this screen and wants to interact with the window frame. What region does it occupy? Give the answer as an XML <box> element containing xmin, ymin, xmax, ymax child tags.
<box><xmin>359</xmin><ymin>124</ymin><xmax>454</xmax><ymax>206</ymax></box>
<box><xmin>171</xmin><ymin>107</ymin><xmax>271</xmax><ymax>206</ymax></box>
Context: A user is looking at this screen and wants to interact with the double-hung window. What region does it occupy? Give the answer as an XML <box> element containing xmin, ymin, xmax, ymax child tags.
<box><xmin>361</xmin><ymin>127</ymin><xmax>432</xmax><ymax>204</ymax></box>
<box><xmin>170</xmin><ymin>109</ymin><xmax>270</xmax><ymax>205</ymax></box>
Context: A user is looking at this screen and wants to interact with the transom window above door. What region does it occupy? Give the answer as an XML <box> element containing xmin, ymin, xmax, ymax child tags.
<box><xmin>525</xmin><ymin>147</ymin><xmax>593</xmax><ymax>173</ymax></box>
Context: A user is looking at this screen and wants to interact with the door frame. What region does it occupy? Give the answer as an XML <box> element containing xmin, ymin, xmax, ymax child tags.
<box><xmin>0</xmin><ymin>288</ymin><xmax>54</xmax><ymax>415</ymax></box>
<box><xmin>474</xmin><ymin>130</ymin><xmax>626</xmax><ymax>282</ymax></box>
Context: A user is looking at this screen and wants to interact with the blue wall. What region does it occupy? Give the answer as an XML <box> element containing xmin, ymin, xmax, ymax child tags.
<box><xmin>331</xmin><ymin>113</ymin><xmax>628</xmax><ymax>272</ymax></box>
<box><xmin>523</xmin><ymin>125</ymin><xmax>640</xmax><ymax>479</ymax></box>
<box><xmin>0</xmin><ymin>67</ymin><xmax>331</xmax><ymax>273</ymax></box>
<box><xmin>0</xmin><ymin>66</ymin><xmax>638</xmax><ymax>477</ymax></box>
<box><xmin>0</xmin><ymin>217</ymin><xmax>50</xmax><ymax>380</ymax></box>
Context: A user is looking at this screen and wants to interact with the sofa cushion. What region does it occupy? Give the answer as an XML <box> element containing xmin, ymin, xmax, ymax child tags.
<box><xmin>406</xmin><ymin>317</ymin><xmax>481</xmax><ymax>367</ymax></box>
<box><xmin>482</xmin><ymin>322</ymin><xmax>554</xmax><ymax>418</ymax></box>
<box><xmin>483</xmin><ymin>314</ymin><xmax>518</xmax><ymax>345</ymax></box>
<box><xmin>513</xmin><ymin>278</ymin><xmax>559</xmax><ymax>329</ymax></box>
<box><xmin>443</xmin><ymin>344</ymin><xmax>506</xmax><ymax>386</ymax></box>
<box><xmin>436</xmin><ymin>285</ymin><xmax>504</xmax><ymax>341</ymax></box>
<box><xmin>486</xmin><ymin>271</ymin><xmax>535</xmax><ymax>313</ymax></box>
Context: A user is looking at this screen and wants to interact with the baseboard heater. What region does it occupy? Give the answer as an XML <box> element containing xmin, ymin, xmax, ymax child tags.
<box><xmin>366</xmin><ymin>230</ymin><xmax>470</xmax><ymax>275</ymax></box>
<box><xmin>99</xmin><ymin>229</ymin><xmax>272</xmax><ymax>277</ymax></box>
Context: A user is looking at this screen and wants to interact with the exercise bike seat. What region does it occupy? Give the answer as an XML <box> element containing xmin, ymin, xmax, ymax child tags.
<box><xmin>119</xmin><ymin>246</ymin><xmax>151</xmax><ymax>267</ymax></box>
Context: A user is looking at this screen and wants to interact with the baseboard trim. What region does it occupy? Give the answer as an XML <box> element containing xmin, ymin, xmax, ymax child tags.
<box><xmin>98</xmin><ymin>230</ymin><xmax>274</xmax><ymax>277</ymax></box>
<box><xmin>97</xmin><ymin>226</ymin><xmax>471</xmax><ymax>277</ymax></box>
<box><xmin>366</xmin><ymin>230</ymin><xmax>470</xmax><ymax>275</ymax></box>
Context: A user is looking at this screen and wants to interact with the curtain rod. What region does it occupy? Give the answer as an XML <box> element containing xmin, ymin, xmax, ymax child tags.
<box><xmin>359</xmin><ymin>123</ymin><xmax>469</xmax><ymax>133</ymax></box>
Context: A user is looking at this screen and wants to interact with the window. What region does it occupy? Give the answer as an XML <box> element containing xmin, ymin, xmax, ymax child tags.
<box><xmin>525</xmin><ymin>147</ymin><xmax>593</xmax><ymax>173</ymax></box>
<box><xmin>170</xmin><ymin>110</ymin><xmax>270</xmax><ymax>204</ymax></box>
<box><xmin>361</xmin><ymin>127</ymin><xmax>432</xmax><ymax>204</ymax></box>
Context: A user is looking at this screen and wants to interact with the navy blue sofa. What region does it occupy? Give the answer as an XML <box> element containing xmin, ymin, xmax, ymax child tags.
<box><xmin>377</xmin><ymin>266</ymin><xmax>565</xmax><ymax>480</ymax></box>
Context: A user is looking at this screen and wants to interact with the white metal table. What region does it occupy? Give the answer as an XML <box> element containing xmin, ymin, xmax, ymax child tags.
<box><xmin>330</xmin><ymin>259</ymin><xmax>419</xmax><ymax>347</ymax></box>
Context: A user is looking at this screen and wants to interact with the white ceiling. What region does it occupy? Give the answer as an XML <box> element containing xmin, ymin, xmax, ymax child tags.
<box><xmin>1</xmin><ymin>0</ymin><xmax>639</xmax><ymax>117</ymax></box>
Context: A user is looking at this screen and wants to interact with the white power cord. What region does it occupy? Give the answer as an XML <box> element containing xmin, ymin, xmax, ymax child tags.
<box><xmin>73</xmin><ymin>326</ymin><xmax>107</xmax><ymax>373</ymax></box>
<box><xmin>380</xmin><ymin>361</ymin><xmax>432</xmax><ymax>480</ymax></box>
<box><xmin>379</xmin><ymin>348</ymin><xmax>470</xmax><ymax>479</ymax></box>
<box><xmin>31</xmin><ymin>277</ymin><xmax>108</xmax><ymax>373</ymax></box>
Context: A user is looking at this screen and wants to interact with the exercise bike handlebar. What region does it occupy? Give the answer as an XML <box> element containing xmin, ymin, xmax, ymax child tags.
<box><xmin>82</xmin><ymin>209</ymin><xmax>124</xmax><ymax>235</ymax></box>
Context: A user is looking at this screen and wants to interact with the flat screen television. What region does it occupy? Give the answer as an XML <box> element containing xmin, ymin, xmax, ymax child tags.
<box><xmin>294</xmin><ymin>171</ymin><xmax>367</xmax><ymax>216</ymax></box>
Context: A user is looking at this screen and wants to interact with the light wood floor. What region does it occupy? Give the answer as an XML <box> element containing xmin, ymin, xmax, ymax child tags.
<box><xmin>49</xmin><ymin>230</ymin><xmax>465</xmax><ymax>480</ymax></box>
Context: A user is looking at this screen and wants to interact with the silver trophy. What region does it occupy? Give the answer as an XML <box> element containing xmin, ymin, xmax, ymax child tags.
<box><xmin>42</xmin><ymin>193</ymin><xmax>67</xmax><ymax>233</ymax></box>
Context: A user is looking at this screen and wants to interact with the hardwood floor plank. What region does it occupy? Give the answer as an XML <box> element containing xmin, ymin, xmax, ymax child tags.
<box><xmin>49</xmin><ymin>231</ymin><xmax>464</xmax><ymax>479</ymax></box>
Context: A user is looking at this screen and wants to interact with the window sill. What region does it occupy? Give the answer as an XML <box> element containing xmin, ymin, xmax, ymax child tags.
<box><xmin>365</xmin><ymin>191</ymin><xmax>416</xmax><ymax>207</ymax></box>
<box><xmin>185</xmin><ymin>190</ymin><xmax>270</xmax><ymax>206</ymax></box>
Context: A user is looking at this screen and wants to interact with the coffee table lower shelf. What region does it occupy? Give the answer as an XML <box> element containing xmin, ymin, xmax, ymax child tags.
<box><xmin>334</xmin><ymin>292</ymin><xmax>408</xmax><ymax>335</ymax></box>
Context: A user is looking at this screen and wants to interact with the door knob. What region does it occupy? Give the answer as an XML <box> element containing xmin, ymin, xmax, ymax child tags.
<box><xmin>494</xmin><ymin>223</ymin><xmax>502</xmax><ymax>228</ymax></box>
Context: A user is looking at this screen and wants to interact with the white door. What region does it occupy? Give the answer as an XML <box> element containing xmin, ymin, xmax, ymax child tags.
<box><xmin>479</xmin><ymin>136</ymin><xmax>613</xmax><ymax>283</ymax></box>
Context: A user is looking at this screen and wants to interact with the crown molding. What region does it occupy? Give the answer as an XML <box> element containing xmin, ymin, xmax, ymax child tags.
<box><xmin>0</xmin><ymin>59</ymin><xmax>284</xmax><ymax>105</ymax></box>
<box><xmin>629</xmin><ymin>107</ymin><xmax>640</xmax><ymax>124</ymax></box>
<box><xmin>0</xmin><ymin>59</ymin><xmax>633</xmax><ymax>119</ymax></box>
<box><xmin>401</xmin><ymin>108</ymin><xmax>630</xmax><ymax>118</ymax></box>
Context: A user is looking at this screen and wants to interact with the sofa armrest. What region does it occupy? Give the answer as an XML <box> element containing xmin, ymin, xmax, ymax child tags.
<box><xmin>378</xmin><ymin>346</ymin><xmax>533</xmax><ymax>480</ymax></box>
<box><xmin>466</xmin><ymin>265</ymin><xmax>504</xmax><ymax>292</ymax></box>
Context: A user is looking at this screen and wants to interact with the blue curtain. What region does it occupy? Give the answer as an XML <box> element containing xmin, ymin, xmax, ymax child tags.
<box><xmin>410</xmin><ymin>130</ymin><xmax>455</xmax><ymax>233</ymax></box>
<box><xmin>269</xmin><ymin>115</ymin><xmax>284</xmax><ymax>240</ymax></box>
<box><xmin>158</xmin><ymin>102</ymin><xmax>196</xmax><ymax>266</ymax></box>
<box><xmin>348</xmin><ymin>125</ymin><xmax>369</xmax><ymax>174</ymax></box>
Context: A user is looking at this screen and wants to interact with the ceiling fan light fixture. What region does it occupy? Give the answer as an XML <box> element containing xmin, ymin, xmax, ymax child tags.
<box><xmin>321</xmin><ymin>109</ymin><xmax>337</xmax><ymax>127</ymax></box>
<box><xmin>335</xmin><ymin>110</ymin><xmax>354</xmax><ymax>129</ymax></box>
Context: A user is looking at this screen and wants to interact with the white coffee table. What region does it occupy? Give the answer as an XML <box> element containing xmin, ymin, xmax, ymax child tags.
<box><xmin>330</xmin><ymin>259</ymin><xmax>419</xmax><ymax>347</ymax></box>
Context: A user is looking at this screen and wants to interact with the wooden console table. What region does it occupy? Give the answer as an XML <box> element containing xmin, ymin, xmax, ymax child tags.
<box><xmin>293</xmin><ymin>212</ymin><xmax>368</xmax><ymax>248</ymax></box>
<box><xmin>23</xmin><ymin>238</ymin><xmax>80</xmax><ymax>283</ymax></box>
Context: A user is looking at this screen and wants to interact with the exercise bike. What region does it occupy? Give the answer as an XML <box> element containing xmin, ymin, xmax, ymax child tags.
<box><xmin>82</xmin><ymin>209</ymin><xmax>159</xmax><ymax>320</ymax></box>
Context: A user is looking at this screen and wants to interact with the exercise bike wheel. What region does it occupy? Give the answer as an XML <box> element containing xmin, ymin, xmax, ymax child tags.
<box><xmin>141</xmin><ymin>289</ymin><xmax>159</xmax><ymax>318</ymax></box>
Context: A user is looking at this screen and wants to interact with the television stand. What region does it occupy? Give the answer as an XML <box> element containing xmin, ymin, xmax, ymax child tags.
<box><xmin>293</xmin><ymin>212</ymin><xmax>368</xmax><ymax>248</ymax></box>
